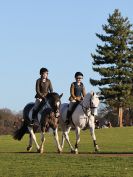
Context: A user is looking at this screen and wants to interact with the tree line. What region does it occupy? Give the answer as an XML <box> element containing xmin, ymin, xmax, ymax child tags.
<box><xmin>0</xmin><ymin>108</ymin><xmax>22</xmax><ymax>135</ymax></box>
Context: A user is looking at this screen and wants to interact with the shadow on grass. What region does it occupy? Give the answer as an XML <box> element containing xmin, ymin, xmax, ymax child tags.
<box><xmin>0</xmin><ymin>151</ymin><xmax>133</xmax><ymax>157</ymax></box>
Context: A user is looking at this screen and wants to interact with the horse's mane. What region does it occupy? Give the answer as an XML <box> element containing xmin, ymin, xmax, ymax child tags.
<box><xmin>46</xmin><ymin>92</ymin><xmax>60</xmax><ymax>99</ymax></box>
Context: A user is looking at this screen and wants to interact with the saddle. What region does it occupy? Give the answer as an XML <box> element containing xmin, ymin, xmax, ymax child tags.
<box><xmin>70</xmin><ymin>101</ymin><xmax>80</xmax><ymax>114</ymax></box>
<box><xmin>66</xmin><ymin>101</ymin><xmax>80</xmax><ymax>125</ymax></box>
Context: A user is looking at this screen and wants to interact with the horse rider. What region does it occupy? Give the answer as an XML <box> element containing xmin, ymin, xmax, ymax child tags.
<box><xmin>31</xmin><ymin>67</ymin><xmax>53</xmax><ymax>125</ymax></box>
<box><xmin>65</xmin><ymin>72</ymin><xmax>86</xmax><ymax>125</ymax></box>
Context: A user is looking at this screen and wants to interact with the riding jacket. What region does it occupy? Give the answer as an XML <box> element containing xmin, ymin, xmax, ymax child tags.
<box><xmin>69</xmin><ymin>82</ymin><xmax>86</xmax><ymax>102</ymax></box>
<box><xmin>35</xmin><ymin>78</ymin><xmax>53</xmax><ymax>99</ymax></box>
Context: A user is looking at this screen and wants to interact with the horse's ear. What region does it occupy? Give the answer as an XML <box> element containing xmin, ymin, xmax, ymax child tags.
<box><xmin>90</xmin><ymin>90</ymin><xmax>94</xmax><ymax>96</ymax></box>
<box><xmin>96</xmin><ymin>92</ymin><xmax>101</xmax><ymax>97</ymax></box>
<box><xmin>59</xmin><ymin>93</ymin><xmax>63</xmax><ymax>98</ymax></box>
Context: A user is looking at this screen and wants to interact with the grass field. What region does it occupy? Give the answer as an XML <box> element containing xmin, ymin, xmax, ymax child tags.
<box><xmin>0</xmin><ymin>127</ymin><xmax>133</xmax><ymax>177</ymax></box>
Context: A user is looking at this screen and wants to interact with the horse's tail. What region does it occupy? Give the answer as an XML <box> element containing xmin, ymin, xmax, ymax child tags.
<box><xmin>13</xmin><ymin>121</ymin><xmax>28</xmax><ymax>141</ymax></box>
<box><xmin>13</xmin><ymin>102</ymin><xmax>34</xmax><ymax>140</ymax></box>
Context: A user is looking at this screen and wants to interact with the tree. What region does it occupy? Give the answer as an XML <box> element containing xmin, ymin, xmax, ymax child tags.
<box><xmin>90</xmin><ymin>9</ymin><xmax>133</xmax><ymax>127</ymax></box>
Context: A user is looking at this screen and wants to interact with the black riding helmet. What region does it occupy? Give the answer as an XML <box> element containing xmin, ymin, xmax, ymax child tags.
<box><xmin>40</xmin><ymin>67</ymin><xmax>48</xmax><ymax>75</ymax></box>
<box><xmin>75</xmin><ymin>72</ymin><xmax>83</xmax><ymax>78</ymax></box>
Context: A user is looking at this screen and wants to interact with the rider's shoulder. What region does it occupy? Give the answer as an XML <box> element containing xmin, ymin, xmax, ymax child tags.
<box><xmin>70</xmin><ymin>82</ymin><xmax>76</xmax><ymax>88</ymax></box>
<box><xmin>36</xmin><ymin>78</ymin><xmax>41</xmax><ymax>82</ymax></box>
<box><xmin>46</xmin><ymin>78</ymin><xmax>51</xmax><ymax>83</ymax></box>
<box><xmin>72</xmin><ymin>82</ymin><xmax>76</xmax><ymax>85</ymax></box>
<box><xmin>80</xmin><ymin>82</ymin><xmax>84</xmax><ymax>86</ymax></box>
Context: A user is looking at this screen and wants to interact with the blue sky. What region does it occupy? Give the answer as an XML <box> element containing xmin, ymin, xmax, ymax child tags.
<box><xmin>0</xmin><ymin>0</ymin><xmax>133</xmax><ymax>112</ymax></box>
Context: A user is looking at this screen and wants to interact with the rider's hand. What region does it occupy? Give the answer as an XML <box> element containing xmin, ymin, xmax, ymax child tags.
<box><xmin>76</xmin><ymin>97</ymin><xmax>81</xmax><ymax>101</ymax></box>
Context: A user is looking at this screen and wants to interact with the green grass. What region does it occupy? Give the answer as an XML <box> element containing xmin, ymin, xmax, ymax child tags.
<box><xmin>0</xmin><ymin>127</ymin><xmax>133</xmax><ymax>177</ymax></box>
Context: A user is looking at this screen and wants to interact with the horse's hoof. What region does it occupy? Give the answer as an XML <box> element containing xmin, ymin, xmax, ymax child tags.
<box><xmin>95</xmin><ymin>145</ymin><xmax>100</xmax><ymax>153</ymax></box>
<box><xmin>71</xmin><ymin>149</ymin><xmax>75</xmax><ymax>154</ymax></box>
<box><xmin>75</xmin><ymin>151</ymin><xmax>78</xmax><ymax>154</ymax></box>
<box><xmin>39</xmin><ymin>148</ymin><xmax>44</xmax><ymax>154</ymax></box>
<box><xmin>75</xmin><ymin>151</ymin><xmax>79</xmax><ymax>154</ymax></box>
<box><xmin>37</xmin><ymin>149</ymin><xmax>40</xmax><ymax>153</ymax></box>
<box><xmin>37</xmin><ymin>149</ymin><xmax>44</xmax><ymax>153</ymax></box>
<box><xmin>58</xmin><ymin>149</ymin><xmax>62</xmax><ymax>154</ymax></box>
<box><xmin>74</xmin><ymin>149</ymin><xmax>78</xmax><ymax>154</ymax></box>
<box><xmin>27</xmin><ymin>146</ymin><xmax>32</xmax><ymax>152</ymax></box>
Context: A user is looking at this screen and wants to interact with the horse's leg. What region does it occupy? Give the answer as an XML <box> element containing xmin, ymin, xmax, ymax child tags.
<box><xmin>27</xmin><ymin>134</ymin><xmax>33</xmax><ymax>151</ymax></box>
<box><xmin>27</xmin><ymin>127</ymin><xmax>40</xmax><ymax>152</ymax></box>
<box><xmin>89</xmin><ymin>115</ymin><xmax>99</xmax><ymax>152</ymax></box>
<box><xmin>61</xmin><ymin>127</ymin><xmax>74</xmax><ymax>152</ymax></box>
<box><xmin>60</xmin><ymin>133</ymin><xmax>65</xmax><ymax>150</ymax></box>
<box><xmin>74</xmin><ymin>127</ymin><xmax>81</xmax><ymax>154</ymax></box>
<box><xmin>53</xmin><ymin>128</ymin><xmax>62</xmax><ymax>153</ymax></box>
<box><xmin>63</xmin><ymin>127</ymin><xmax>75</xmax><ymax>153</ymax></box>
<box><xmin>60</xmin><ymin>126</ymin><xmax>71</xmax><ymax>150</ymax></box>
<box><xmin>39</xmin><ymin>131</ymin><xmax>45</xmax><ymax>153</ymax></box>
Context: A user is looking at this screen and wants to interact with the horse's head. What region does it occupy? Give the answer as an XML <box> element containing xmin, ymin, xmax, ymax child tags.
<box><xmin>90</xmin><ymin>91</ymin><xmax>100</xmax><ymax>107</ymax></box>
<box><xmin>42</xmin><ymin>109</ymin><xmax>59</xmax><ymax>132</ymax></box>
<box><xmin>83</xmin><ymin>91</ymin><xmax>100</xmax><ymax>116</ymax></box>
<box><xmin>46</xmin><ymin>92</ymin><xmax>63</xmax><ymax>118</ymax></box>
<box><xmin>90</xmin><ymin>91</ymin><xmax>100</xmax><ymax>116</ymax></box>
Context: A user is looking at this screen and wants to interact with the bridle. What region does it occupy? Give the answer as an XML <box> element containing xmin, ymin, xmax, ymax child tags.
<box><xmin>40</xmin><ymin>99</ymin><xmax>60</xmax><ymax>118</ymax></box>
<box><xmin>48</xmin><ymin>99</ymin><xmax>61</xmax><ymax>118</ymax></box>
<box><xmin>80</xmin><ymin>96</ymin><xmax>97</xmax><ymax>117</ymax></box>
<box><xmin>44</xmin><ymin>92</ymin><xmax>63</xmax><ymax>119</ymax></box>
<box><xmin>80</xmin><ymin>100</ymin><xmax>91</xmax><ymax>117</ymax></box>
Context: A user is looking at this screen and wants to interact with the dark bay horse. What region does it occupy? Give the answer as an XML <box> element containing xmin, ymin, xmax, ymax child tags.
<box><xmin>13</xmin><ymin>92</ymin><xmax>63</xmax><ymax>153</ymax></box>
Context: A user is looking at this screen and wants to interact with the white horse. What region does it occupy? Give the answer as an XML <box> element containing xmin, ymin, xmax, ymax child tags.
<box><xmin>59</xmin><ymin>91</ymin><xmax>100</xmax><ymax>154</ymax></box>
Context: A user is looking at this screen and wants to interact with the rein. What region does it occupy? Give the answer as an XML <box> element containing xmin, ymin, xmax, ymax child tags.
<box><xmin>41</xmin><ymin>100</ymin><xmax>60</xmax><ymax>118</ymax></box>
<box><xmin>80</xmin><ymin>96</ymin><xmax>97</xmax><ymax>117</ymax></box>
<box><xmin>80</xmin><ymin>101</ymin><xmax>91</xmax><ymax>117</ymax></box>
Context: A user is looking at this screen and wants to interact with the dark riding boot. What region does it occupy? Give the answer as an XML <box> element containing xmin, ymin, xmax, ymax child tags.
<box><xmin>65</xmin><ymin>110</ymin><xmax>72</xmax><ymax>125</ymax></box>
<box><xmin>65</xmin><ymin>102</ymin><xmax>80</xmax><ymax>125</ymax></box>
<box><xmin>31</xmin><ymin>99</ymin><xmax>46</xmax><ymax>125</ymax></box>
<box><xmin>31</xmin><ymin>109</ymin><xmax>38</xmax><ymax>125</ymax></box>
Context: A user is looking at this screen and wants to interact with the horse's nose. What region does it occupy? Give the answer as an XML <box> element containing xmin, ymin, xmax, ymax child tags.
<box><xmin>91</xmin><ymin>108</ymin><xmax>98</xmax><ymax>116</ymax></box>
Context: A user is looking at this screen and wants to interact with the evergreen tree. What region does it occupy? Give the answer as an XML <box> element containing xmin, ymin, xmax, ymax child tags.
<box><xmin>90</xmin><ymin>9</ymin><xmax>133</xmax><ymax>127</ymax></box>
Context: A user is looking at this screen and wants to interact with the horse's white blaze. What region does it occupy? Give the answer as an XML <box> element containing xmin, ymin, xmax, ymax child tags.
<box><xmin>55</xmin><ymin>112</ymin><xmax>60</xmax><ymax>117</ymax></box>
<box><xmin>56</xmin><ymin>101</ymin><xmax>60</xmax><ymax>107</ymax></box>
